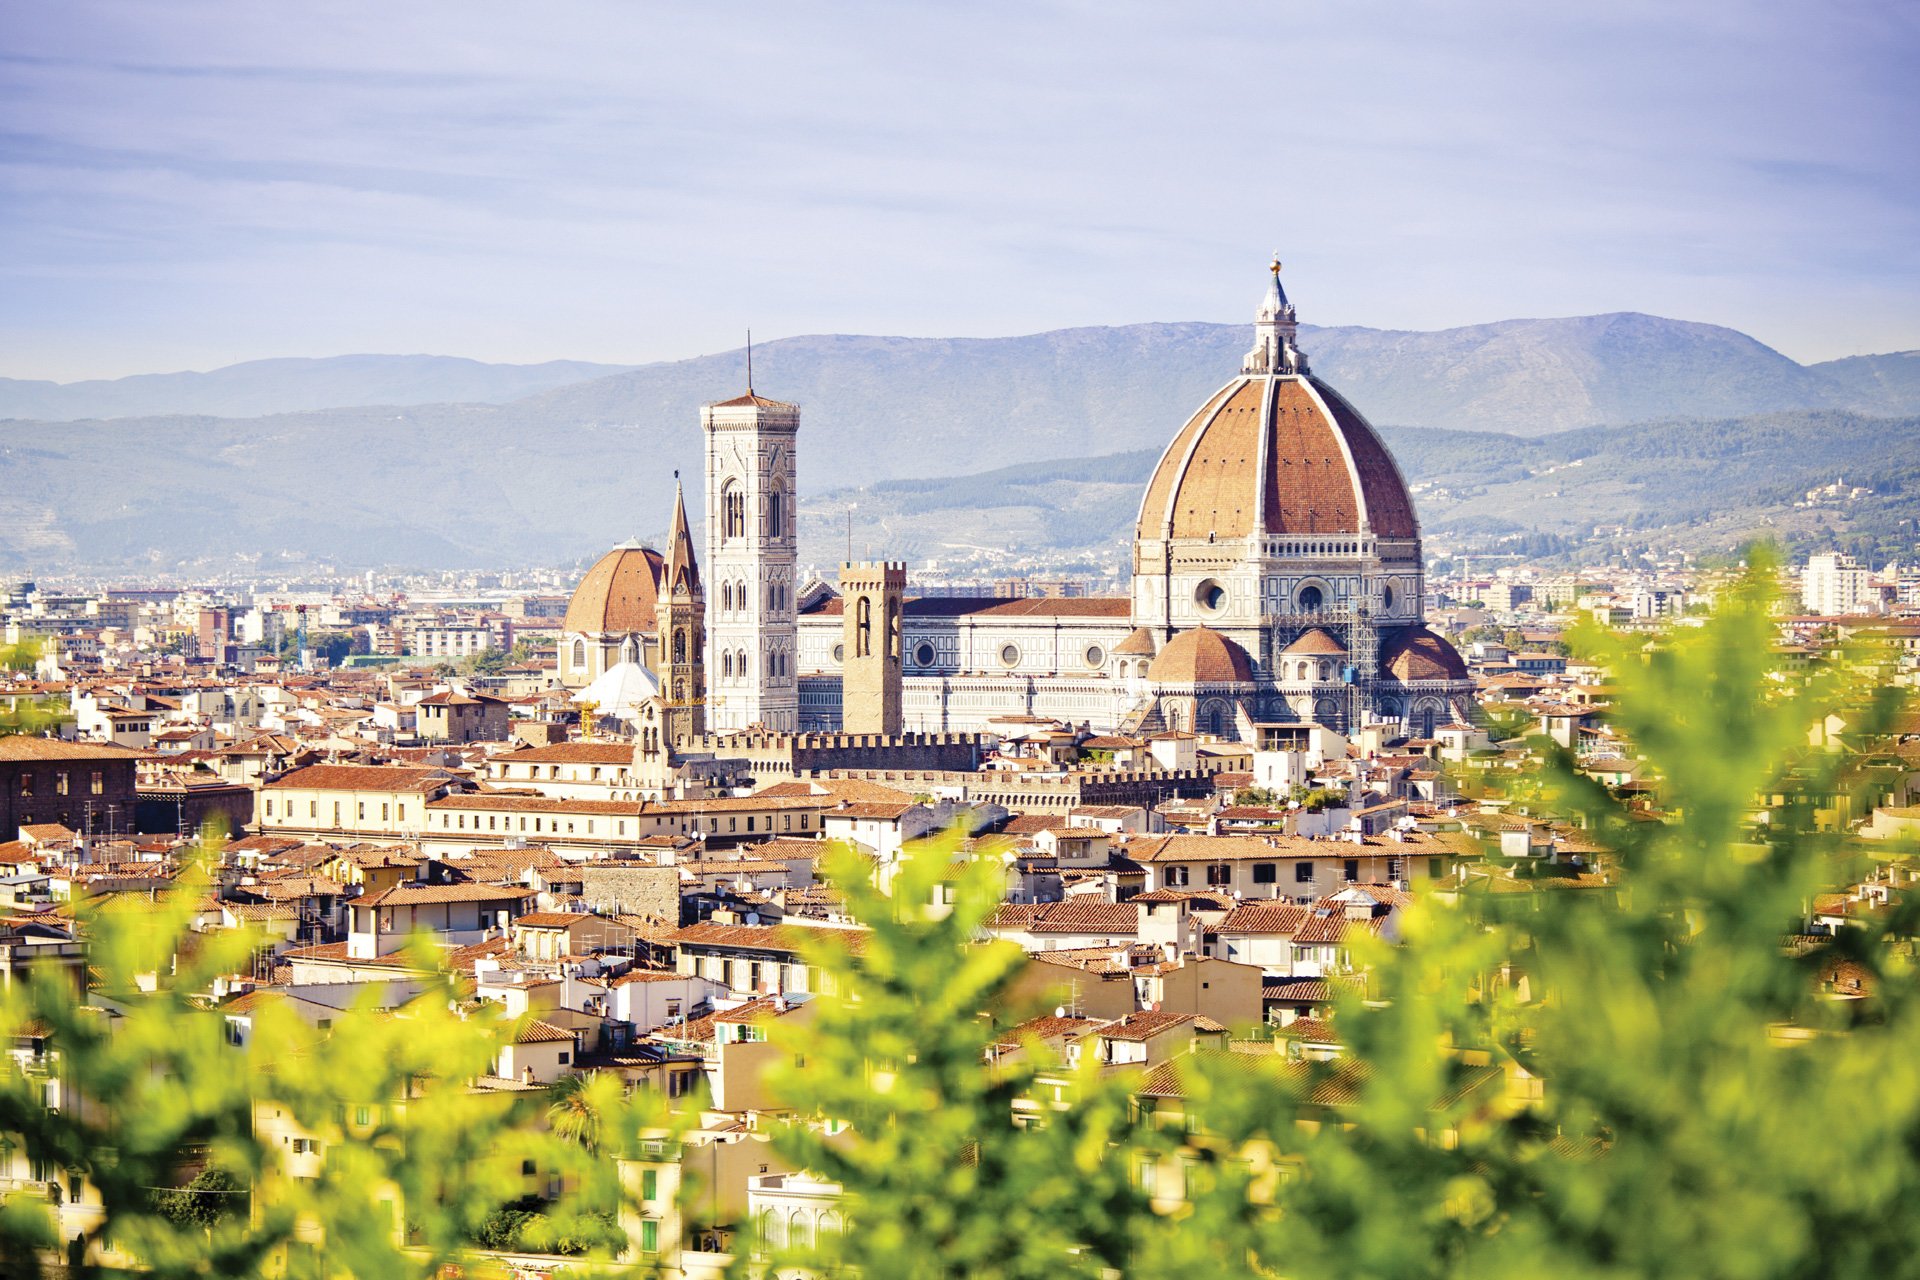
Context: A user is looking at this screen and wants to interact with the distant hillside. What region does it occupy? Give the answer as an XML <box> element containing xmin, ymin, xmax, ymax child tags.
<box><xmin>800</xmin><ymin>411</ymin><xmax>1920</xmax><ymax>568</ymax></box>
<box><xmin>0</xmin><ymin>405</ymin><xmax>1906</xmax><ymax>573</ymax></box>
<box><xmin>0</xmin><ymin>355</ymin><xmax>633</xmax><ymax>421</ymax></box>
<box><xmin>3</xmin><ymin>314</ymin><xmax>1917</xmax><ymax>572</ymax></box>
<box><xmin>11</xmin><ymin>313</ymin><xmax>1918</xmax><ymax>438</ymax></box>
<box><xmin>1807</xmin><ymin>351</ymin><xmax>1920</xmax><ymax>417</ymax></box>
<box><xmin>1310</xmin><ymin>314</ymin><xmax>1845</xmax><ymax>432</ymax></box>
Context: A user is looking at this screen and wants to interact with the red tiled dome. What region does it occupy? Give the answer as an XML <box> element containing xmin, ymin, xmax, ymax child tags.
<box><xmin>563</xmin><ymin>542</ymin><xmax>665</xmax><ymax>635</ymax></box>
<box><xmin>1147</xmin><ymin>627</ymin><xmax>1256</xmax><ymax>684</ymax></box>
<box><xmin>1282</xmin><ymin>627</ymin><xmax>1349</xmax><ymax>656</ymax></box>
<box><xmin>1136</xmin><ymin>375</ymin><xmax>1419</xmax><ymax>543</ymax></box>
<box><xmin>1380</xmin><ymin>626</ymin><xmax>1468</xmax><ymax>682</ymax></box>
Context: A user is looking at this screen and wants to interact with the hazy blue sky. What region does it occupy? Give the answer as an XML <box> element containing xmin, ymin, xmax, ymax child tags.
<box><xmin>3</xmin><ymin>0</ymin><xmax>1916</xmax><ymax>380</ymax></box>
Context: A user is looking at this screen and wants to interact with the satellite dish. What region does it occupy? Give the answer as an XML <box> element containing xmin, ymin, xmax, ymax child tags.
<box><xmin>1054</xmin><ymin>1005</ymin><xmax>1067</xmax><ymax>1019</ymax></box>
<box><xmin>745</xmin><ymin>911</ymin><xmax>760</xmax><ymax>925</ymax></box>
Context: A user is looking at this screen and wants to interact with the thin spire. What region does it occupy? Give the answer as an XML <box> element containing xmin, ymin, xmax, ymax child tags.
<box><xmin>746</xmin><ymin>328</ymin><xmax>753</xmax><ymax>394</ymax></box>
<box><xmin>665</xmin><ymin>473</ymin><xmax>700</xmax><ymax>596</ymax></box>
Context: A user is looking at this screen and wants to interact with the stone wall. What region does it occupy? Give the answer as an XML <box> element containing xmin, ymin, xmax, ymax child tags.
<box><xmin>577</xmin><ymin>864</ymin><xmax>681</xmax><ymax>923</ymax></box>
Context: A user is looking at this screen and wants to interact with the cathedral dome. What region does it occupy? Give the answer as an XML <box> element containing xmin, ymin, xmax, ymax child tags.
<box><xmin>1147</xmin><ymin>626</ymin><xmax>1256</xmax><ymax>684</ymax></box>
<box><xmin>1135</xmin><ymin>375</ymin><xmax>1418</xmax><ymax>543</ymax></box>
<box><xmin>1379</xmin><ymin>626</ymin><xmax>1469</xmax><ymax>682</ymax></box>
<box><xmin>1114</xmin><ymin>626</ymin><xmax>1159</xmax><ymax>656</ymax></box>
<box><xmin>563</xmin><ymin>541</ymin><xmax>666</xmax><ymax>635</ymax></box>
<box><xmin>1135</xmin><ymin>265</ymin><xmax>1417</xmax><ymax>545</ymax></box>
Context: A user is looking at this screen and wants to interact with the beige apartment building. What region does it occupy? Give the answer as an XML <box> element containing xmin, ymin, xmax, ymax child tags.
<box><xmin>257</xmin><ymin>764</ymin><xmax>467</xmax><ymax>839</ymax></box>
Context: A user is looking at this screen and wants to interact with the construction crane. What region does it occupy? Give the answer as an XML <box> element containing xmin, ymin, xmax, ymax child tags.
<box><xmin>576</xmin><ymin>699</ymin><xmax>599</xmax><ymax>741</ymax></box>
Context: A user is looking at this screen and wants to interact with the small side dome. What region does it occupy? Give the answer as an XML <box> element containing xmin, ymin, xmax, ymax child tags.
<box><xmin>1114</xmin><ymin>626</ymin><xmax>1159</xmax><ymax>657</ymax></box>
<box><xmin>563</xmin><ymin>541</ymin><xmax>666</xmax><ymax>635</ymax></box>
<box><xmin>1379</xmin><ymin>626</ymin><xmax>1469</xmax><ymax>682</ymax></box>
<box><xmin>1147</xmin><ymin>627</ymin><xmax>1256</xmax><ymax>684</ymax></box>
<box><xmin>1282</xmin><ymin>627</ymin><xmax>1348</xmax><ymax>656</ymax></box>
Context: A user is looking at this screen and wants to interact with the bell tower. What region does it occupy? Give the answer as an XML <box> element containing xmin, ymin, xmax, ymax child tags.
<box><xmin>655</xmin><ymin>477</ymin><xmax>706</xmax><ymax>747</ymax></box>
<box><xmin>840</xmin><ymin>561</ymin><xmax>905</xmax><ymax>735</ymax></box>
<box><xmin>703</xmin><ymin>380</ymin><xmax>800</xmax><ymax>734</ymax></box>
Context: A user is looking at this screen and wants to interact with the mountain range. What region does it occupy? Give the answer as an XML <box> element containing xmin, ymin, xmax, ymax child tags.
<box><xmin>0</xmin><ymin>355</ymin><xmax>634</xmax><ymax>421</ymax></box>
<box><xmin>1</xmin><ymin>312</ymin><xmax>1914</xmax><ymax>572</ymax></box>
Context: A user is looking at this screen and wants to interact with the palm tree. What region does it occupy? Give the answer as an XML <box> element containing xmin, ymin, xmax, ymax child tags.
<box><xmin>545</xmin><ymin>1072</ymin><xmax>604</xmax><ymax>1153</ymax></box>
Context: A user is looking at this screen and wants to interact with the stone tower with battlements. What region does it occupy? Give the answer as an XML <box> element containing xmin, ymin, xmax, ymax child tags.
<box><xmin>703</xmin><ymin>387</ymin><xmax>800</xmax><ymax>733</ymax></box>
<box><xmin>839</xmin><ymin>561</ymin><xmax>905</xmax><ymax>735</ymax></box>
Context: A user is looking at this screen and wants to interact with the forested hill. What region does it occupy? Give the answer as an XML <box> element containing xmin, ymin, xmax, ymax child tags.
<box><xmin>801</xmin><ymin>410</ymin><xmax>1920</xmax><ymax>569</ymax></box>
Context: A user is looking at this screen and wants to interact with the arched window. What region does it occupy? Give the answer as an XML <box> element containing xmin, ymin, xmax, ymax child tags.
<box><xmin>856</xmin><ymin>595</ymin><xmax>872</xmax><ymax>657</ymax></box>
<box><xmin>673</xmin><ymin>629</ymin><xmax>687</xmax><ymax>665</ymax></box>
<box><xmin>737</xmin><ymin>649</ymin><xmax>748</xmax><ymax>680</ymax></box>
<box><xmin>767</xmin><ymin>484</ymin><xmax>784</xmax><ymax>539</ymax></box>
<box><xmin>722</xmin><ymin>650</ymin><xmax>733</xmax><ymax>679</ymax></box>
<box><xmin>1297</xmin><ymin>583</ymin><xmax>1324</xmax><ymax>611</ymax></box>
<box><xmin>788</xmin><ymin>1209</ymin><xmax>811</xmax><ymax>1250</ymax></box>
<box><xmin>887</xmin><ymin>599</ymin><xmax>901</xmax><ymax>660</ymax></box>
<box><xmin>722</xmin><ymin>483</ymin><xmax>745</xmax><ymax>540</ymax></box>
<box><xmin>721</xmin><ymin>582</ymin><xmax>732</xmax><ymax>613</ymax></box>
<box><xmin>1318</xmin><ymin>660</ymin><xmax>1331</xmax><ymax>682</ymax></box>
<box><xmin>571</xmin><ymin>638</ymin><xmax>586</xmax><ymax>669</ymax></box>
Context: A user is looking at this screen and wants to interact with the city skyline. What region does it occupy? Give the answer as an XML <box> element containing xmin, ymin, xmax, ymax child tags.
<box><xmin>5</xmin><ymin>1</ymin><xmax>1918</xmax><ymax>382</ymax></box>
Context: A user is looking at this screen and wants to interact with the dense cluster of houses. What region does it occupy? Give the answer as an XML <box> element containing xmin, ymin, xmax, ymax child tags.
<box><xmin>4</xmin><ymin>569</ymin><xmax>1920</xmax><ymax>1275</ymax></box>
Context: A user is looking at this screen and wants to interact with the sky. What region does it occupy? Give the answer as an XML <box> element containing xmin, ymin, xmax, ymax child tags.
<box><xmin>3</xmin><ymin>0</ymin><xmax>1917</xmax><ymax>382</ymax></box>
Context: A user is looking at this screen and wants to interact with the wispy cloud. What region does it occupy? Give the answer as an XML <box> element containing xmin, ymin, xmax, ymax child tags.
<box><xmin>2</xmin><ymin>0</ymin><xmax>1915</xmax><ymax>379</ymax></box>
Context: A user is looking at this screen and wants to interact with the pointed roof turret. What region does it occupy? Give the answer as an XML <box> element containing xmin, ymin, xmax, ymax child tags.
<box><xmin>664</xmin><ymin>475</ymin><xmax>702</xmax><ymax>599</ymax></box>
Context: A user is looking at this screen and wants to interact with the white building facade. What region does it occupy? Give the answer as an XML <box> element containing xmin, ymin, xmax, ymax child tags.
<box><xmin>1802</xmin><ymin>552</ymin><xmax>1878</xmax><ymax>617</ymax></box>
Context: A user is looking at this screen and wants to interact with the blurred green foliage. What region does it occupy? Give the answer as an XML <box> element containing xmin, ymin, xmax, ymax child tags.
<box><xmin>757</xmin><ymin>551</ymin><xmax>1918</xmax><ymax>1278</ymax></box>
<box><xmin>0</xmin><ymin>852</ymin><xmax>684</xmax><ymax>1278</ymax></box>
<box><xmin>0</xmin><ymin>638</ymin><xmax>68</xmax><ymax>738</ymax></box>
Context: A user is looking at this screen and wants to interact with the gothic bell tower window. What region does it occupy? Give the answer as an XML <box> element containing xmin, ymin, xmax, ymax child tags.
<box><xmin>722</xmin><ymin>483</ymin><xmax>746</xmax><ymax>540</ymax></box>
